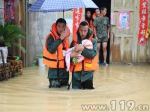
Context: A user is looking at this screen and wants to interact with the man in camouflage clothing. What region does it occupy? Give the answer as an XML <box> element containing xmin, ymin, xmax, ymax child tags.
<box><xmin>93</xmin><ymin>7</ymin><xmax>110</xmax><ymax>66</ymax></box>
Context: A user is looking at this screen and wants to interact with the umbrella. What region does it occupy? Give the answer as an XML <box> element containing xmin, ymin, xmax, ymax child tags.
<box><xmin>28</xmin><ymin>0</ymin><xmax>98</xmax><ymax>17</ymax></box>
<box><xmin>82</xmin><ymin>0</ymin><xmax>99</xmax><ymax>8</ymax></box>
<box><xmin>28</xmin><ymin>0</ymin><xmax>85</xmax><ymax>12</ymax></box>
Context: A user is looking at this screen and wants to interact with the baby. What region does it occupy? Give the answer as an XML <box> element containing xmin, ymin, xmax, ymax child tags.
<box><xmin>65</xmin><ymin>39</ymin><xmax>93</xmax><ymax>71</ymax></box>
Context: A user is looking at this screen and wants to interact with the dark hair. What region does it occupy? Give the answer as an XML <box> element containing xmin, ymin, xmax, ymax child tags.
<box><xmin>100</xmin><ymin>7</ymin><xmax>107</xmax><ymax>12</ymax></box>
<box><xmin>56</xmin><ymin>18</ymin><xmax>66</xmax><ymax>25</ymax></box>
<box><xmin>86</xmin><ymin>10</ymin><xmax>91</xmax><ymax>14</ymax></box>
<box><xmin>79</xmin><ymin>21</ymin><xmax>88</xmax><ymax>26</ymax></box>
<box><xmin>77</xmin><ymin>21</ymin><xmax>89</xmax><ymax>43</ymax></box>
<box><xmin>85</xmin><ymin>10</ymin><xmax>92</xmax><ymax>24</ymax></box>
<box><xmin>95</xmin><ymin>8</ymin><xmax>100</xmax><ymax>11</ymax></box>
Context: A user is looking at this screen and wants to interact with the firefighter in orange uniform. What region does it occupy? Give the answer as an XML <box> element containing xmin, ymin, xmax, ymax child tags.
<box><xmin>43</xmin><ymin>18</ymin><xmax>70</xmax><ymax>88</ymax></box>
<box><xmin>69</xmin><ymin>21</ymin><xmax>98</xmax><ymax>89</ymax></box>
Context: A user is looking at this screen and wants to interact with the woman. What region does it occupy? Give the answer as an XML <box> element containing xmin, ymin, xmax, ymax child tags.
<box><xmin>85</xmin><ymin>10</ymin><xmax>94</xmax><ymax>31</ymax></box>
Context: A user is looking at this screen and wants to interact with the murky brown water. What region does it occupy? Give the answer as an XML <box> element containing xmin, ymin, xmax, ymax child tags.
<box><xmin>0</xmin><ymin>65</ymin><xmax>150</xmax><ymax>112</ymax></box>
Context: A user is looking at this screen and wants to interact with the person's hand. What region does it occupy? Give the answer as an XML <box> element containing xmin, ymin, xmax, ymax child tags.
<box><xmin>60</xmin><ymin>31</ymin><xmax>66</xmax><ymax>40</ymax></box>
<box><xmin>70</xmin><ymin>52</ymin><xmax>79</xmax><ymax>58</ymax></box>
<box><xmin>95</xmin><ymin>36</ymin><xmax>98</xmax><ymax>41</ymax></box>
<box><xmin>74</xmin><ymin>44</ymin><xmax>84</xmax><ymax>52</ymax></box>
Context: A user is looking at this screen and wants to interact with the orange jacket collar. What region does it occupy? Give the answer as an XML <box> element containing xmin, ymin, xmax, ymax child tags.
<box><xmin>73</xmin><ymin>29</ymin><xmax>93</xmax><ymax>43</ymax></box>
<box><xmin>51</xmin><ymin>23</ymin><xmax>70</xmax><ymax>40</ymax></box>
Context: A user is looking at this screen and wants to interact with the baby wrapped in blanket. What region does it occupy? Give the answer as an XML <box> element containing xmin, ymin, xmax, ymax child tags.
<box><xmin>65</xmin><ymin>39</ymin><xmax>93</xmax><ymax>71</ymax></box>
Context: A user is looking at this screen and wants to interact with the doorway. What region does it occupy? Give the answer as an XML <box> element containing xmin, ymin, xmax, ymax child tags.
<box><xmin>86</xmin><ymin>0</ymin><xmax>111</xmax><ymax>64</ymax></box>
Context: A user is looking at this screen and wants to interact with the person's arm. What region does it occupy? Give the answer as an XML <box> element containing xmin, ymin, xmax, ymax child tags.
<box><xmin>107</xmin><ymin>17</ymin><xmax>111</xmax><ymax>38</ymax></box>
<box><xmin>47</xmin><ymin>36</ymin><xmax>62</xmax><ymax>53</ymax></box>
<box><xmin>94</xmin><ymin>27</ymin><xmax>98</xmax><ymax>40</ymax></box>
<box><xmin>70</xmin><ymin>41</ymin><xmax>79</xmax><ymax>60</ymax></box>
<box><xmin>93</xmin><ymin>19</ymin><xmax>98</xmax><ymax>40</ymax></box>
<box><xmin>107</xmin><ymin>27</ymin><xmax>110</xmax><ymax>38</ymax></box>
<box><xmin>47</xmin><ymin>31</ymin><xmax>67</xmax><ymax>53</ymax></box>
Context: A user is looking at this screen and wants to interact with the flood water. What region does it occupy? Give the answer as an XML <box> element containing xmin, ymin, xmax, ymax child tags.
<box><xmin>0</xmin><ymin>65</ymin><xmax>150</xmax><ymax>112</ymax></box>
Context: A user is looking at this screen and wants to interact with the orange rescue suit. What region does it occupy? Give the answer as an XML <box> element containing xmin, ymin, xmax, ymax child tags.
<box><xmin>43</xmin><ymin>23</ymin><xmax>70</xmax><ymax>68</ymax></box>
<box><xmin>92</xmin><ymin>13</ymin><xmax>97</xmax><ymax>20</ymax></box>
<box><xmin>70</xmin><ymin>32</ymin><xmax>98</xmax><ymax>72</ymax></box>
<box><xmin>85</xmin><ymin>19</ymin><xmax>94</xmax><ymax>31</ymax></box>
